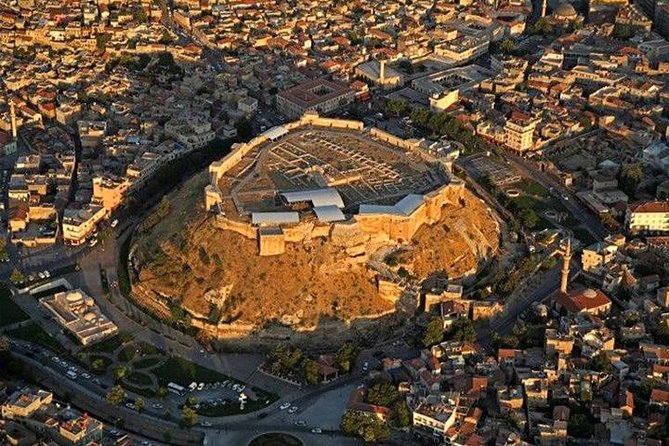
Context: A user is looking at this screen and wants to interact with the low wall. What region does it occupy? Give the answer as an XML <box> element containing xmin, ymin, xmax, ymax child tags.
<box><xmin>213</xmin><ymin>214</ymin><xmax>257</xmax><ymax>239</ymax></box>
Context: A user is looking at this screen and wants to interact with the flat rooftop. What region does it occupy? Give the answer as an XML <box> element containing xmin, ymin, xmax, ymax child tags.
<box><xmin>277</xmin><ymin>78</ymin><xmax>354</xmax><ymax>109</ymax></box>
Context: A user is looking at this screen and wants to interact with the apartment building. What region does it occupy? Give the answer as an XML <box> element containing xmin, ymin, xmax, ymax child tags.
<box><xmin>504</xmin><ymin>111</ymin><xmax>538</xmax><ymax>152</ymax></box>
<box><xmin>276</xmin><ymin>78</ymin><xmax>355</xmax><ymax>119</ymax></box>
<box><xmin>62</xmin><ymin>204</ymin><xmax>106</xmax><ymax>245</ymax></box>
<box><xmin>1</xmin><ymin>388</ymin><xmax>53</xmax><ymax>419</ymax></box>
<box><xmin>626</xmin><ymin>201</ymin><xmax>669</xmax><ymax>234</ymax></box>
<box><xmin>93</xmin><ymin>175</ymin><xmax>130</xmax><ymax>213</ymax></box>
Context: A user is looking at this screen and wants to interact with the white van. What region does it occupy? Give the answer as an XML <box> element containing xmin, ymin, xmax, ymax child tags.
<box><xmin>66</xmin><ymin>370</ymin><xmax>77</xmax><ymax>380</ymax></box>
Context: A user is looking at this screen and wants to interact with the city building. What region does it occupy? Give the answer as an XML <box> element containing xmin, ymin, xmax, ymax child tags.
<box><xmin>276</xmin><ymin>78</ymin><xmax>355</xmax><ymax>119</ymax></box>
<box><xmin>40</xmin><ymin>289</ymin><xmax>118</xmax><ymax>346</ymax></box>
<box><xmin>626</xmin><ymin>201</ymin><xmax>669</xmax><ymax>234</ymax></box>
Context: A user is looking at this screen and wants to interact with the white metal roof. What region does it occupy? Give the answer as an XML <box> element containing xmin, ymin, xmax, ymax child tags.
<box><xmin>358</xmin><ymin>194</ymin><xmax>425</xmax><ymax>217</ymax></box>
<box><xmin>281</xmin><ymin>188</ymin><xmax>345</xmax><ymax>208</ymax></box>
<box><xmin>251</xmin><ymin>211</ymin><xmax>299</xmax><ymax>225</ymax></box>
<box><xmin>313</xmin><ymin>205</ymin><xmax>346</xmax><ymax>223</ymax></box>
<box><xmin>262</xmin><ymin>126</ymin><xmax>288</xmax><ymax>140</ymax></box>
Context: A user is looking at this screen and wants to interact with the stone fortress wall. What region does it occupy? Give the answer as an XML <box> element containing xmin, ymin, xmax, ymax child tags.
<box><xmin>205</xmin><ymin>112</ymin><xmax>465</xmax><ymax>257</ymax></box>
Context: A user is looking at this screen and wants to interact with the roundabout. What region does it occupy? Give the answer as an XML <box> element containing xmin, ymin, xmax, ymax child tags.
<box><xmin>248</xmin><ymin>432</ymin><xmax>304</xmax><ymax>446</ymax></box>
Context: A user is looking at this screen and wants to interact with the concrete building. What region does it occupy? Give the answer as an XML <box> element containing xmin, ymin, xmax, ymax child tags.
<box><xmin>92</xmin><ymin>176</ymin><xmax>130</xmax><ymax>213</ymax></box>
<box><xmin>276</xmin><ymin>78</ymin><xmax>355</xmax><ymax>119</ymax></box>
<box><xmin>626</xmin><ymin>201</ymin><xmax>669</xmax><ymax>234</ymax></box>
<box><xmin>40</xmin><ymin>289</ymin><xmax>118</xmax><ymax>346</ymax></box>
<box><xmin>1</xmin><ymin>388</ymin><xmax>53</xmax><ymax>419</ymax></box>
<box><xmin>504</xmin><ymin>111</ymin><xmax>538</xmax><ymax>152</ymax></box>
<box><xmin>61</xmin><ymin>204</ymin><xmax>106</xmax><ymax>245</ymax></box>
<box><xmin>412</xmin><ymin>393</ymin><xmax>460</xmax><ymax>439</ymax></box>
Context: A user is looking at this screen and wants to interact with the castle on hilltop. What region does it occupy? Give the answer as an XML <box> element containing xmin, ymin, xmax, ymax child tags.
<box><xmin>204</xmin><ymin>112</ymin><xmax>465</xmax><ymax>257</ymax></box>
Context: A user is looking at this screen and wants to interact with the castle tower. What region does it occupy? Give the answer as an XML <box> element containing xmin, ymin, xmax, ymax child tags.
<box><xmin>9</xmin><ymin>99</ymin><xmax>17</xmax><ymax>140</ymax></box>
<box><xmin>560</xmin><ymin>237</ymin><xmax>571</xmax><ymax>294</ymax></box>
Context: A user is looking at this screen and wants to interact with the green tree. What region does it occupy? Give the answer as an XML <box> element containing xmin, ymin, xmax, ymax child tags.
<box><xmin>447</xmin><ymin>317</ymin><xmax>476</xmax><ymax>342</ymax></box>
<box><xmin>96</xmin><ymin>33</ymin><xmax>111</xmax><ymax>50</ymax></box>
<box><xmin>304</xmin><ymin>359</ymin><xmax>320</xmax><ymax>385</ymax></box>
<box><xmin>235</xmin><ymin>117</ymin><xmax>253</xmax><ymax>139</ymax></box>
<box><xmin>619</xmin><ymin>163</ymin><xmax>643</xmax><ymax>198</ymax></box>
<box><xmin>91</xmin><ymin>358</ymin><xmax>106</xmax><ymax>372</ymax></box>
<box><xmin>135</xmin><ymin>397</ymin><xmax>145</xmax><ymax>413</ymax></box>
<box><xmin>500</xmin><ymin>38</ymin><xmax>516</xmax><ymax>55</ymax></box>
<box><xmin>533</xmin><ymin>18</ymin><xmax>554</xmax><ymax>35</ymax></box>
<box><xmin>384</xmin><ymin>99</ymin><xmax>408</xmax><ymax>117</ymax></box>
<box><xmin>181</xmin><ymin>406</ymin><xmax>198</xmax><ymax>428</ymax></box>
<box><xmin>568</xmin><ymin>413</ymin><xmax>594</xmax><ymax>438</ymax></box>
<box><xmin>391</xmin><ymin>401</ymin><xmax>411</xmax><ymax>427</ymax></box>
<box><xmin>10</xmin><ymin>268</ymin><xmax>25</xmax><ymax>284</ymax></box>
<box><xmin>157</xmin><ymin>387</ymin><xmax>168</xmax><ymax>398</ymax></box>
<box><xmin>336</xmin><ymin>343</ymin><xmax>360</xmax><ymax>373</ymax></box>
<box><xmin>106</xmin><ymin>385</ymin><xmax>125</xmax><ymax>405</ymax></box>
<box><xmin>600</xmin><ymin>212</ymin><xmax>618</xmax><ymax>231</ymax></box>
<box><xmin>590</xmin><ymin>351</ymin><xmax>611</xmax><ymax>373</ymax></box>
<box><xmin>186</xmin><ymin>396</ymin><xmax>197</xmax><ymax>407</ymax></box>
<box><xmin>133</xmin><ymin>9</ymin><xmax>148</xmax><ymax>22</ymax></box>
<box><xmin>367</xmin><ymin>382</ymin><xmax>399</xmax><ymax>407</ymax></box>
<box><xmin>341</xmin><ymin>410</ymin><xmax>390</xmax><ymax>443</ymax></box>
<box><xmin>114</xmin><ymin>365</ymin><xmax>130</xmax><ymax>382</ymax></box>
<box><xmin>519</xmin><ymin>208</ymin><xmax>538</xmax><ymax>229</ymax></box>
<box><xmin>422</xmin><ymin>316</ymin><xmax>445</xmax><ymax>347</ymax></box>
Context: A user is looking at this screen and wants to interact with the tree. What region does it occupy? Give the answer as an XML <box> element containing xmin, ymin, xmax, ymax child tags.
<box><xmin>186</xmin><ymin>396</ymin><xmax>197</xmax><ymax>407</ymax></box>
<box><xmin>91</xmin><ymin>358</ymin><xmax>106</xmax><ymax>372</ymax></box>
<box><xmin>133</xmin><ymin>9</ymin><xmax>148</xmax><ymax>22</ymax></box>
<box><xmin>157</xmin><ymin>387</ymin><xmax>168</xmax><ymax>398</ymax></box>
<box><xmin>384</xmin><ymin>99</ymin><xmax>408</xmax><ymax>117</ymax></box>
<box><xmin>590</xmin><ymin>351</ymin><xmax>611</xmax><ymax>373</ymax></box>
<box><xmin>391</xmin><ymin>401</ymin><xmax>411</xmax><ymax>427</ymax></box>
<box><xmin>235</xmin><ymin>117</ymin><xmax>253</xmax><ymax>139</ymax></box>
<box><xmin>96</xmin><ymin>33</ymin><xmax>112</xmax><ymax>50</ymax></box>
<box><xmin>336</xmin><ymin>343</ymin><xmax>360</xmax><ymax>373</ymax></box>
<box><xmin>533</xmin><ymin>18</ymin><xmax>554</xmax><ymax>36</ymax></box>
<box><xmin>422</xmin><ymin>316</ymin><xmax>444</xmax><ymax>347</ymax></box>
<box><xmin>600</xmin><ymin>212</ymin><xmax>618</xmax><ymax>231</ymax></box>
<box><xmin>341</xmin><ymin>410</ymin><xmax>390</xmax><ymax>443</ymax></box>
<box><xmin>447</xmin><ymin>317</ymin><xmax>476</xmax><ymax>342</ymax></box>
<box><xmin>500</xmin><ymin>38</ymin><xmax>516</xmax><ymax>55</ymax></box>
<box><xmin>367</xmin><ymin>382</ymin><xmax>399</xmax><ymax>407</ymax></box>
<box><xmin>568</xmin><ymin>413</ymin><xmax>594</xmax><ymax>438</ymax></box>
<box><xmin>114</xmin><ymin>365</ymin><xmax>130</xmax><ymax>382</ymax></box>
<box><xmin>135</xmin><ymin>397</ymin><xmax>145</xmax><ymax>413</ymax></box>
<box><xmin>10</xmin><ymin>268</ymin><xmax>25</xmax><ymax>284</ymax></box>
<box><xmin>619</xmin><ymin>163</ymin><xmax>643</xmax><ymax>198</ymax></box>
<box><xmin>304</xmin><ymin>359</ymin><xmax>320</xmax><ymax>385</ymax></box>
<box><xmin>181</xmin><ymin>406</ymin><xmax>198</xmax><ymax>428</ymax></box>
<box><xmin>519</xmin><ymin>208</ymin><xmax>538</xmax><ymax>229</ymax></box>
<box><xmin>106</xmin><ymin>385</ymin><xmax>125</xmax><ymax>405</ymax></box>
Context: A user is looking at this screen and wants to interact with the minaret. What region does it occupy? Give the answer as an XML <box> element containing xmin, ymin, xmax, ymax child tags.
<box><xmin>560</xmin><ymin>237</ymin><xmax>571</xmax><ymax>294</ymax></box>
<box><xmin>379</xmin><ymin>59</ymin><xmax>386</xmax><ymax>83</ymax></box>
<box><xmin>541</xmin><ymin>0</ymin><xmax>547</xmax><ymax>17</ymax></box>
<box><xmin>9</xmin><ymin>99</ymin><xmax>17</xmax><ymax>140</ymax></box>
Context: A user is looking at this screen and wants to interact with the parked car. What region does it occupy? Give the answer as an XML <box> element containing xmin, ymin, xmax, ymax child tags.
<box><xmin>279</xmin><ymin>402</ymin><xmax>291</xmax><ymax>410</ymax></box>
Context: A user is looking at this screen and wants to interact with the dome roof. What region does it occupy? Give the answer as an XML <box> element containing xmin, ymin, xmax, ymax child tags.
<box><xmin>555</xmin><ymin>2</ymin><xmax>577</xmax><ymax>17</ymax></box>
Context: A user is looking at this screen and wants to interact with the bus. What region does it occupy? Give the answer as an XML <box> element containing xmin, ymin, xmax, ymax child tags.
<box><xmin>167</xmin><ymin>382</ymin><xmax>185</xmax><ymax>396</ymax></box>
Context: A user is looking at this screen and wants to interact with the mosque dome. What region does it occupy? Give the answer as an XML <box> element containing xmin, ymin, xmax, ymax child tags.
<box><xmin>554</xmin><ymin>2</ymin><xmax>577</xmax><ymax>19</ymax></box>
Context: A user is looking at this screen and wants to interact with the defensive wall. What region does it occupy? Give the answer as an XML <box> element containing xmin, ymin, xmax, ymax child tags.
<box><xmin>205</xmin><ymin>112</ymin><xmax>465</xmax><ymax>256</ymax></box>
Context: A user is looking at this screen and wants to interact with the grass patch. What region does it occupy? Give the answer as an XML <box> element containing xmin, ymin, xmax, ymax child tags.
<box><xmin>117</xmin><ymin>344</ymin><xmax>137</xmax><ymax>362</ymax></box>
<box><xmin>83</xmin><ymin>332</ymin><xmax>133</xmax><ymax>353</ymax></box>
<box><xmin>136</xmin><ymin>341</ymin><xmax>161</xmax><ymax>355</ymax></box>
<box><xmin>153</xmin><ymin>357</ymin><xmax>233</xmax><ymax>387</ymax></box>
<box><xmin>198</xmin><ymin>393</ymin><xmax>278</xmax><ymax>417</ymax></box>
<box><xmin>126</xmin><ymin>371</ymin><xmax>153</xmax><ymax>386</ymax></box>
<box><xmin>8</xmin><ymin>323</ymin><xmax>66</xmax><ymax>354</ymax></box>
<box><xmin>248</xmin><ymin>433</ymin><xmax>303</xmax><ymax>446</ymax></box>
<box><xmin>133</xmin><ymin>356</ymin><xmax>162</xmax><ymax>369</ymax></box>
<box><xmin>517</xmin><ymin>179</ymin><xmax>549</xmax><ymax>198</ymax></box>
<box><xmin>121</xmin><ymin>382</ymin><xmax>157</xmax><ymax>398</ymax></box>
<box><xmin>0</xmin><ymin>285</ymin><xmax>28</xmax><ymax>327</ymax></box>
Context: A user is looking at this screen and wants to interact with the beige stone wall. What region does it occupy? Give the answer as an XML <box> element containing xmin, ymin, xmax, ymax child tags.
<box><xmin>258</xmin><ymin>230</ymin><xmax>286</xmax><ymax>256</ymax></box>
<box><xmin>377</xmin><ymin>278</ymin><xmax>404</xmax><ymax>303</ymax></box>
<box><xmin>213</xmin><ymin>214</ymin><xmax>257</xmax><ymax>239</ymax></box>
